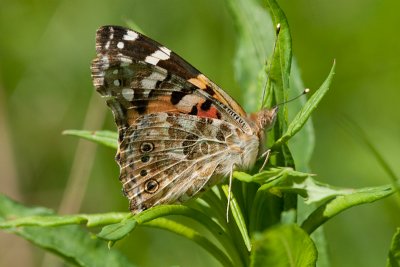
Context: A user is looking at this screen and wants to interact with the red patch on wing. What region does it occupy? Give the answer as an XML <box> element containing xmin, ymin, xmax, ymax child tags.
<box><xmin>196</xmin><ymin>103</ymin><xmax>220</xmax><ymax>119</ymax></box>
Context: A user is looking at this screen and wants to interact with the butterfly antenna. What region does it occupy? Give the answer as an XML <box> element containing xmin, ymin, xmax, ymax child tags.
<box><xmin>261</xmin><ymin>23</ymin><xmax>281</xmax><ymax>108</ymax></box>
<box><xmin>274</xmin><ymin>88</ymin><xmax>310</xmax><ymax>108</ymax></box>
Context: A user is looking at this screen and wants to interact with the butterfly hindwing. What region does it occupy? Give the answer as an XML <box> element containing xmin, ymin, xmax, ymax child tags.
<box><xmin>119</xmin><ymin>113</ymin><xmax>239</xmax><ymax>213</ymax></box>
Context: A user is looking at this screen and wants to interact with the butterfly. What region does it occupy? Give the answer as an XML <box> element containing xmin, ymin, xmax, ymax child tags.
<box><xmin>91</xmin><ymin>25</ymin><xmax>278</xmax><ymax>214</ymax></box>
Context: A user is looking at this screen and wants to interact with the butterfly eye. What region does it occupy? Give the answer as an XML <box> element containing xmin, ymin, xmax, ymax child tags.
<box><xmin>144</xmin><ymin>179</ymin><xmax>159</xmax><ymax>194</ymax></box>
<box><xmin>140</xmin><ymin>142</ymin><xmax>154</xmax><ymax>153</ymax></box>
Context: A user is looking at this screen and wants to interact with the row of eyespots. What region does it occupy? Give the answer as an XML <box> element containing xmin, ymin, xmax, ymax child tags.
<box><xmin>138</xmin><ymin>142</ymin><xmax>159</xmax><ymax>193</ymax></box>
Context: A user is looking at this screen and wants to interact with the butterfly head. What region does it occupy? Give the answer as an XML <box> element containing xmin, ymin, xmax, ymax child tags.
<box><xmin>253</xmin><ymin>88</ymin><xmax>309</xmax><ymax>134</ymax></box>
<box><xmin>251</xmin><ymin>106</ymin><xmax>279</xmax><ymax>134</ymax></box>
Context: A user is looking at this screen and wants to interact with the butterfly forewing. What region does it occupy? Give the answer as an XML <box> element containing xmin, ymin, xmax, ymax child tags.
<box><xmin>91</xmin><ymin>26</ymin><xmax>253</xmax><ymax>131</ymax></box>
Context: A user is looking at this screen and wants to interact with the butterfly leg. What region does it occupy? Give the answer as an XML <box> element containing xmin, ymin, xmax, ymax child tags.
<box><xmin>258</xmin><ymin>149</ymin><xmax>271</xmax><ymax>173</ymax></box>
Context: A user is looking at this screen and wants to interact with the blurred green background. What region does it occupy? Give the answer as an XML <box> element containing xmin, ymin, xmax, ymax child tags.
<box><xmin>0</xmin><ymin>0</ymin><xmax>399</xmax><ymax>266</ymax></box>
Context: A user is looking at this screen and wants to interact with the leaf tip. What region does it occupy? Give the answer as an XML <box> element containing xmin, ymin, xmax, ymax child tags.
<box><xmin>107</xmin><ymin>241</ymin><xmax>115</xmax><ymax>249</ymax></box>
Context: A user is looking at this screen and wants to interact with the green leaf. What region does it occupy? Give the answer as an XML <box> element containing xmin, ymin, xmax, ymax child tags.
<box><xmin>97</xmin><ymin>217</ymin><xmax>137</xmax><ymax>242</ymax></box>
<box><xmin>248</xmin><ymin>168</ymin><xmax>295</xmax><ymax>234</ymax></box>
<box><xmin>0</xmin><ymin>194</ymin><xmax>128</xmax><ymax>229</ymax></box>
<box><xmin>0</xmin><ymin>194</ymin><xmax>135</xmax><ymax>267</ymax></box>
<box><xmin>225</xmin><ymin>0</ymin><xmax>274</xmax><ymax>112</ymax></box>
<box><xmin>302</xmin><ymin>184</ymin><xmax>395</xmax><ymax>234</ymax></box>
<box><xmin>234</xmin><ymin>167</ymin><xmax>311</xmax><ymax>184</ymax></box>
<box><xmin>221</xmin><ymin>185</ymin><xmax>252</xmax><ymax>252</ymax></box>
<box><xmin>17</xmin><ymin>225</ymin><xmax>136</xmax><ymax>267</ymax></box>
<box><xmin>264</xmin><ymin>0</ymin><xmax>292</xmax><ymax>107</ymax></box>
<box><xmin>387</xmin><ymin>228</ymin><xmax>400</xmax><ymax>267</ymax></box>
<box><xmin>273</xmin><ymin>61</ymin><xmax>336</xmax><ymax>149</ymax></box>
<box><xmin>272</xmin><ymin>176</ymin><xmax>354</xmax><ymax>205</ymax></box>
<box><xmin>63</xmin><ymin>130</ymin><xmax>118</xmax><ymax>149</ymax></box>
<box><xmin>250</xmin><ymin>224</ymin><xmax>317</xmax><ymax>267</ymax></box>
<box><xmin>143</xmin><ymin>218</ymin><xmax>235</xmax><ymax>267</ymax></box>
<box><xmin>0</xmin><ymin>213</ymin><xmax>129</xmax><ymax>228</ymax></box>
<box><xmin>133</xmin><ymin>204</ymin><xmax>243</xmax><ymax>265</ymax></box>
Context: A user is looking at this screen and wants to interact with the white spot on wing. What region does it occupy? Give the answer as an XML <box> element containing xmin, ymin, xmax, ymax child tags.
<box><xmin>144</xmin><ymin>56</ymin><xmax>159</xmax><ymax>65</ymax></box>
<box><xmin>109</xmin><ymin>27</ymin><xmax>114</xmax><ymax>40</ymax></box>
<box><xmin>118</xmin><ymin>55</ymin><xmax>133</xmax><ymax>66</ymax></box>
<box><xmin>145</xmin><ymin>47</ymin><xmax>171</xmax><ymax>65</ymax></box>
<box><xmin>117</xmin><ymin>41</ymin><xmax>124</xmax><ymax>49</ymax></box>
<box><xmin>122</xmin><ymin>88</ymin><xmax>134</xmax><ymax>101</ymax></box>
<box><xmin>159</xmin><ymin>46</ymin><xmax>171</xmax><ymax>56</ymax></box>
<box><xmin>141</xmin><ymin>69</ymin><xmax>168</xmax><ymax>89</ymax></box>
<box><xmin>112</xmin><ymin>69</ymin><xmax>118</xmax><ymax>74</ymax></box>
<box><xmin>123</xmin><ymin>30</ymin><xmax>139</xmax><ymax>41</ymax></box>
<box><xmin>101</xmin><ymin>56</ymin><xmax>110</xmax><ymax>69</ymax></box>
<box><xmin>105</xmin><ymin>41</ymin><xmax>110</xmax><ymax>50</ymax></box>
<box><xmin>113</xmin><ymin>80</ymin><xmax>120</xmax><ymax>86</ymax></box>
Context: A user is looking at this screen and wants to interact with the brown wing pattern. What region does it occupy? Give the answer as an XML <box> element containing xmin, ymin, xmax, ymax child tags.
<box><xmin>119</xmin><ymin>113</ymin><xmax>239</xmax><ymax>213</ymax></box>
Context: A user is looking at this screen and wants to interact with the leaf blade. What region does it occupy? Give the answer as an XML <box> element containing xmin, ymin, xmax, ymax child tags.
<box><xmin>0</xmin><ymin>194</ymin><xmax>135</xmax><ymax>267</ymax></box>
<box><xmin>250</xmin><ymin>224</ymin><xmax>317</xmax><ymax>267</ymax></box>
<box><xmin>63</xmin><ymin>130</ymin><xmax>118</xmax><ymax>149</ymax></box>
<box><xmin>273</xmin><ymin>61</ymin><xmax>336</xmax><ymax>149</ymax></box>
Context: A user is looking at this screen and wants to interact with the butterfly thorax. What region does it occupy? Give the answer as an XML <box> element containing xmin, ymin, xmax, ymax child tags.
<box><xmin>226</xmin><ymin>129</ymin><xmax>260</xmax><ymax>171</ymax></box>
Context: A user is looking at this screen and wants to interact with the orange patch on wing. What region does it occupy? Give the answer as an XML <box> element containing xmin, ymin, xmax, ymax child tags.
<box><xmin>126</xmin><ymin>96</ymin><xmax>180</xmax><ymax>125</ymax></box>
<box><xmin>190</xmin><ymin>75</ymin><xmax>233</xmax><ymax>110</ymax></box>
<box><xmin>189</xmin><ymin>74</ymin><xmax>247</xmax><ymax>118</ymax></box>
<box><xmin>188</xmin><ymin>74</ymin><xmax>208</xmax><ymax>89</ymax></box>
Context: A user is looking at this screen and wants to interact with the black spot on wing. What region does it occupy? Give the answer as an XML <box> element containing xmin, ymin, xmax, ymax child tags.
<box><xmin>155</xmin><ymin>80</ymin><xmax>162</xmax><ymax>88</ymax></box>
<box><xmin>189</xmin><ymin>105</ymin><xmax>198</xmax><ymax>115</ymax></box>
<box><xmin>204</xmin><ymin>85</ymin><xmax>215</xmax><ymax>96</ymax></box>
<box><xmin>200</xmin><ymin>100</ymin><xmax>212</xmax><ymax>111</ymax></box>
<box><xmin>171</xmin><ymin>91</ymin><xmax>186</xmax><ymax>105</ymax></box>
<box><xmin>132</xmin><ymin>100</ymin><xmax>147</xmax><ymax>114</ymax></box>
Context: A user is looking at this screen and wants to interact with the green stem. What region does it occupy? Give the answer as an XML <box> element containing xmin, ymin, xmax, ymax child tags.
<box><xmin>135</xmin><ymin>205</ymin><xmax>243</xmax><ymax>266</ymax></box>
<box><xmin>143</xmin><ymin>218</ymin><xmax>235</xmax><ymax>267</ymax></box>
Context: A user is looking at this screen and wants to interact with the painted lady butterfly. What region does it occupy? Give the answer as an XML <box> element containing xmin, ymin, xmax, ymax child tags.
<box><xmin>91</xmin><ymin>26</ymin><xmax>278</xmax><ymax>214</ymax></box>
